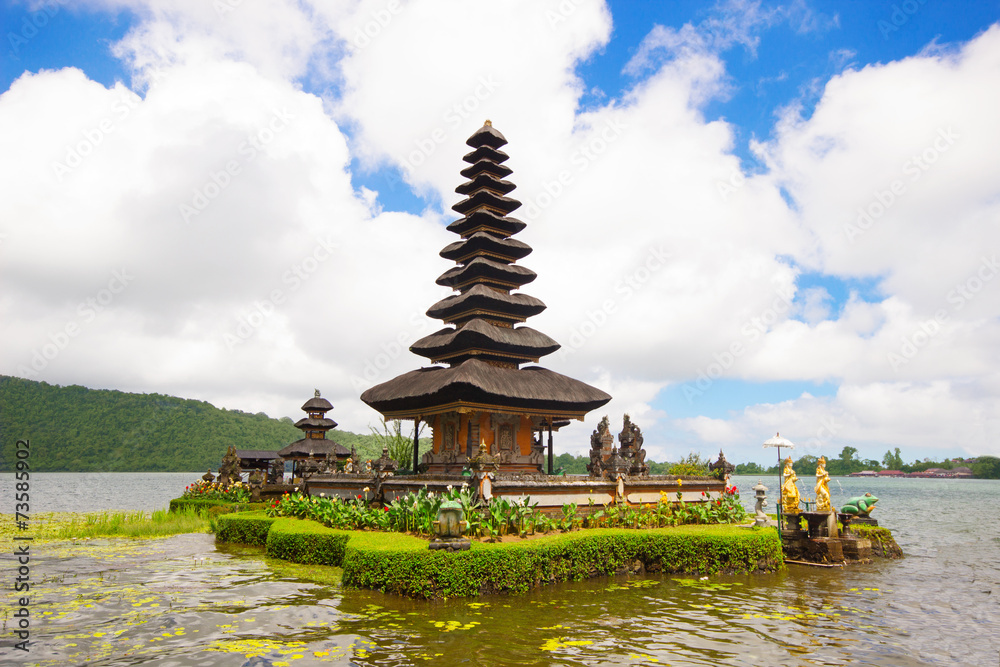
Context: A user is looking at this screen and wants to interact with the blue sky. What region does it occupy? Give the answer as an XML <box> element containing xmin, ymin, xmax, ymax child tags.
<box><xmin>3</xmin><ymin>1</ymin><xmax>999</xmax><ymax>465</ymax></box>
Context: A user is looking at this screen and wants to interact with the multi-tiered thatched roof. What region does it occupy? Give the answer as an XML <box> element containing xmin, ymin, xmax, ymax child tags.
<box><xmin>361</xmin><ymin>121</ymin><xmax>610</xmax><ymax>421</ymax></box>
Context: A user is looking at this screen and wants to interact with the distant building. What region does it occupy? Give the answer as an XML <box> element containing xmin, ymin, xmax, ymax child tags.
<box><xmin>877</xmin><ymin>470</ymin><xmax>906</xmax><ymax>477</ymax></box>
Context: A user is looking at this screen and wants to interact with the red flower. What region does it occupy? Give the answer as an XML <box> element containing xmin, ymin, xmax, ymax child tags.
<box><xmin>357</xmin><ymin>494</ymin><xmax>363</xmax><ymax>499</ymax></box>
<box><xmin>383</xmin><ymin>507</ymin><xmax>389</xmax><ymax>512</ymax></box>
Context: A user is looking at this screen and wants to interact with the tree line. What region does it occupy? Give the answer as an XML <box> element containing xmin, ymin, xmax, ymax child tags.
<box><xmin>735</xmin><ymin>445</ymin><xmax>1000</xmax><ymax>479</ymax></box>
<box><xmin>0</xmin><ymin>376</ymin><xmax>417</xmax><ymax>472</ymax></box>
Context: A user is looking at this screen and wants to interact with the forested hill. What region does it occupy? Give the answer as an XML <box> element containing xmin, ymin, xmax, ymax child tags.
<box><xmin>0</xmin><ymin>375</ymin><xmax>376</xmax><ymax>472</ymax></box>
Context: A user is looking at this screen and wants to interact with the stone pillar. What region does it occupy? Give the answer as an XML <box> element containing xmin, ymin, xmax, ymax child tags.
<box><xmin>547</xmin><ymin>420</ymin><xmax>554</xmax><ymax>475</ymax></box>
<box><xmin>412</xmin><ymin>417</ymin><xmax>420</xmax><ymax>473</ymax></box>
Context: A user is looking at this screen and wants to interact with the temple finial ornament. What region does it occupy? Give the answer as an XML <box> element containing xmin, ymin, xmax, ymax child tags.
<box><xmin>314</xmin><ymin>388</ymin><xmax>320</xmax><ymax>397</ymax></box>
<box><xmin>484</xmin><ymin>119</ymin><xmax>492</xmax><ymax>126</ymax></box>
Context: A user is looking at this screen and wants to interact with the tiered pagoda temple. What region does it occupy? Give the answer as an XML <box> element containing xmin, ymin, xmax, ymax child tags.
<box><xmin>278</xmin><ymin>390</ymin><xmax>349</xmax><ymax>478</ymax></box>
<box><xmin>361</xmin><ymin>121</ymin><xmax>611</xmax><ymax>474</ymax></box>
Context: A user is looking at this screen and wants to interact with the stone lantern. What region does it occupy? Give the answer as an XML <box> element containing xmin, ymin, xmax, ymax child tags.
<box><xmin>752</xmin><ymin>480</ymin><xmax>769</xmax><ymax>527</ymax></box>
<box><xmin>429</xmin><ymin>499</ymin><xmax>471</xmax><ymax>551</ymax></box>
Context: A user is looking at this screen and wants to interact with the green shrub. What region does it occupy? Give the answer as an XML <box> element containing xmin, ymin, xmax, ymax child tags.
<box><xmin>213</xmin><ymin>515</ymin><xmax>783</xmax><ymax>599</ymax></box>
<box><xmin>169</xmin><ymin>498</ymin><xmax>266</xmax><ymax>514</ymax></box>
<box><xmin>265</xmin><ymin>518</ymin><xmax>351</xmax><ymax>565</ymax></box>
<box><xmin>214</xmin><ymin>511</ymin><xmax>276</xmax><ymax>546</ymax></box>
<box><xmin>341</xmin><ymin>525</ymin><xmax>782</xmax><ymax>599</ymax></box>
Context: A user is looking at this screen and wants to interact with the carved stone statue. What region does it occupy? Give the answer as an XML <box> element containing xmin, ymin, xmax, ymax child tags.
<box><xmin>343</xmin><ymin>457</ymin><xmax>354</xmax><ymax>474</ymax></box>
<box><xmin>781</xmin><ymin>456</ymin><xmax>801</xmax><ymax>514</ymax></box>
<box><xmin>587</xmin><ymin>447</ymin><xmax>602</xmax><ymax>477</ymax></box>
<box><xmin>616</xmin><ymin>415</ymin><xmax>647</xmax><ymax>476</ymax></box>
<box><xmin>618</xmin><ymin>414</ymin><xmax>636</xmax><ymax>453</ymax></box>
<box><xmin>373</xmin><ymin>446</ymin><xmax>398</xmax><ymax>474</ymax></box>
<box><xmin>587</xmin><ymin>416</ymin><xmax>614</xmax><ymax>476</ymax></box>
<box><xmin>633</xmin><ymin>446</ymin><xmax>648</xmax><ymax>476</ymax></box>
<box><xmin>815</xmin><ymin>456</ymin><xmax>832</xmax><ymax>512</ymax></box>
<box><xmin>267</xmin><ymin>459</ymin><xmax>283</xmax><ymax>484</ymax></box>
<box><xmin>248</xmin><ymin>468</ymin><xmax>264</xmax><ymax>501</ymax></box>
<box><xmin>598</xmin><ymin>416</ymin><xmax>614</xmax><ymax>456</ymax></box>
<box><xmin>371</xmin><ymin>446</ymin><xmax>399</xmax><ymax>503</ymax></box>
<box><xmin>217</xmin><ymin>446</ymin><xmax>242</xmax><ymax>488</ymax></box>
<box><xmin>709</xmin><ymin>450</ymin><xmax>735</xmax><ymax>482</ymax></box>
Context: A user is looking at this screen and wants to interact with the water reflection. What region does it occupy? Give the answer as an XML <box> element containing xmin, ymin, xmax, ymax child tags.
<box><xmin>2</xmin><ymin>477</ymin><xmax>999</xmax><ymax>665</ymax></box>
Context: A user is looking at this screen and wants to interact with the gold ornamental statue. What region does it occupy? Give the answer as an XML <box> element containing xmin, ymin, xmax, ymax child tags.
<box><xmin>815</xmin><ymin>456</ymin><xmax>832</xmax><ymax>511</ymax></box>
<box><xmin>780</xmin><ymin>456</ymin><xmax>801</xmax><ymax>514</ymax></box>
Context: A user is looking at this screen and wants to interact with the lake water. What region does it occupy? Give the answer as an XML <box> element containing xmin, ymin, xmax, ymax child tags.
<box><xmin>1</xmin><ymin>473</ymin><xmax>998</xmax><ymax>665</ymax></box>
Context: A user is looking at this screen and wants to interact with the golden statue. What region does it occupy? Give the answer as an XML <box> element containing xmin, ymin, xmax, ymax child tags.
<box><xmin>781</xmin><ymin>456</ymin><xmax>800</xmax><ymax>513</ymax></box>
<box><xmin>815</xmin><ymin>456</ymin><xmax>832</xmax><ymax>512</ymax></box>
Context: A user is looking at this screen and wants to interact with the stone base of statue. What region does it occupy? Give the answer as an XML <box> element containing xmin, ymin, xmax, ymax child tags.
<box><xmin>839</xmin><ymin>535</ymin><xmax>873</xmax><ymax>562</ymax></box>
<box><xmin>782</xmin><ymin>512</ymin><xmax>803</xmax><ymax>532</ymax></box>
<box><xmin>801</xmin><ymin>511</ymin><xmax>838</xmax><ymax>539</ymax></box>
<box><xmin>803</xmin><ymin>537</ymin><xmax>844</xmax><ymax>563</ymax></box>
<box><xmin>428</xmin><ymin>537</ymin><xmax>471</xmax><ymax>552</ymax></box>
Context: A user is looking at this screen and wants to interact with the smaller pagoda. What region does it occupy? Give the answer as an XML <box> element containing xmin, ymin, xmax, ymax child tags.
<box><xmin>278</xmin><ymin>390</ymin><xmax>349</xmax><ymax>479</ymax></box>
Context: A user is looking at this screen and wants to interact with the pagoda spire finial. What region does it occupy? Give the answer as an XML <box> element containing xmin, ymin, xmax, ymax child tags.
<box><xmin>484</xmin><ymin>119</ymin><xmax>492</xmax><ymax>126</ymax></box>
<box><xmin>315</xmin><ymin>388</ymin><xmax>321</xmax><ymax>398</ymax></box>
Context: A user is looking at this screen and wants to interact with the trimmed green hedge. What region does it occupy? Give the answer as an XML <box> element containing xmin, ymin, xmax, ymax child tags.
<box><xmin>168</xmin><ymin>498</ymin><xmax>267</xmax><ymax>515</ymax></box>
<box><xmin>265</xmin><ymin>518</ymin><xmax>351</xmax><ymax>565</ymax></box>
<box><xmin>212</xmin><ymin>513</ymin><xmax>782</xmax><ymax>598</ymax></box>
<box><xmin>341</xmin><ymin>525</ymin><xmax>782</xmax><ymax>598</ymax></box>
<box><xmin>215</xmin><ymin>511</ymin><xmax>276</xmax><ymax>546</ymax></box>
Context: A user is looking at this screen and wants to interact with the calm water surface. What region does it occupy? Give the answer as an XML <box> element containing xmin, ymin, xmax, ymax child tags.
<box><xmin>1</xmin><ymin>474</ymin><xmax>998</xmax><ymax>666</ymax></box>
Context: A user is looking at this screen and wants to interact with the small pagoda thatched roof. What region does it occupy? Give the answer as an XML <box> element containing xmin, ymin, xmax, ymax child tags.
<box><xmin>301</xmin><ymin>395</ymin><xmax>334</xmax><ymax>412</ymax></box>
<box><xmin>235</xmin><ymin>449</ymin><xmax>281</xmax><ymax>461</ymax></box>
<box><xmin>277</xmin><ymin>439</ymin><xmax>349</xmax><ymax>459</ymax></box>
<box><xmin>293</xmin><ymin>416</ymin><xmax>337</xmax><ymax>430</ymax></box>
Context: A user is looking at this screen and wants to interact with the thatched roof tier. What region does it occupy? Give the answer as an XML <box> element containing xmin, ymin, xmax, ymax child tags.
<box><xmin>235</xmin><ymin>449</ymin><xmax>281</xmax><ymax>460</ymax></box>
<box><xmin>462</xmin><ymin>145</ymin><xmax>509</xmax><ymax>165</ymax></box>
<box><xmin>436</xmin><ymin>256</ymin><xmax>536</xmax><ymax>291</ymax></box>
<box><xmin>278</xmin><ymin>439</ymin><xmax>349</xmax><ymax>458</ymax></box>
<box><xmin>294</xmin><ymin>416</ymin><xmax>337</xmax><ymax>430</ymax></box>
<box><xmin>410</xmin><ymin>320</ymin><xmax>560</xmax><ymax>364</ymax></box>
<box><xmin>455</xmin><ymin>172</ymin><xmax>516</xmax><ymax>196</ymax></box>
<box><xmin>426</xmin><ymin>284</ymin><xmax>546</xmax><ymax>324</ymax></box>
<box><xmin>466</xmin><ymin>121</ymin><xmax>508</xmax><ymax>148</ymax></box>
<box><xmin>460</xmin><ymin>158</ymin><xmax>512</xmax><ymax>180</ymax></box>
<box><xmin>440</xmin><ymin>232</ymin><xmax>531</xmax><ymax>264</ymax></box>
<box><xmin>447</xmin><ymin>209</ymin><xmax>526</xmax><ymax>238</ymax></box>
<box><xmin>361</xmin><ymin>121</ymin><xmax>612</xmax><ymax>435</ymax></box>
<box><xmin>360</xmin><ymin>359</ymin><xmax>611</xmax><ymax>419</ymax></box>
<box><xmin>451</xmin><ymin>189</ymin><xmax>522</xmax><ymax>216</ymax></box>
<box><xmin>301</xmin><ymin>396</ymin><xmax>333</xmax><ymax>412</ymax></box>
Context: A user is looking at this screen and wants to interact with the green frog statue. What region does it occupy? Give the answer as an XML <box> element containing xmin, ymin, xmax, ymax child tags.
<box><xmin>840</xmin><ymin>493</ymin><xmax>879</xmax><ymax>517</ymax></box>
